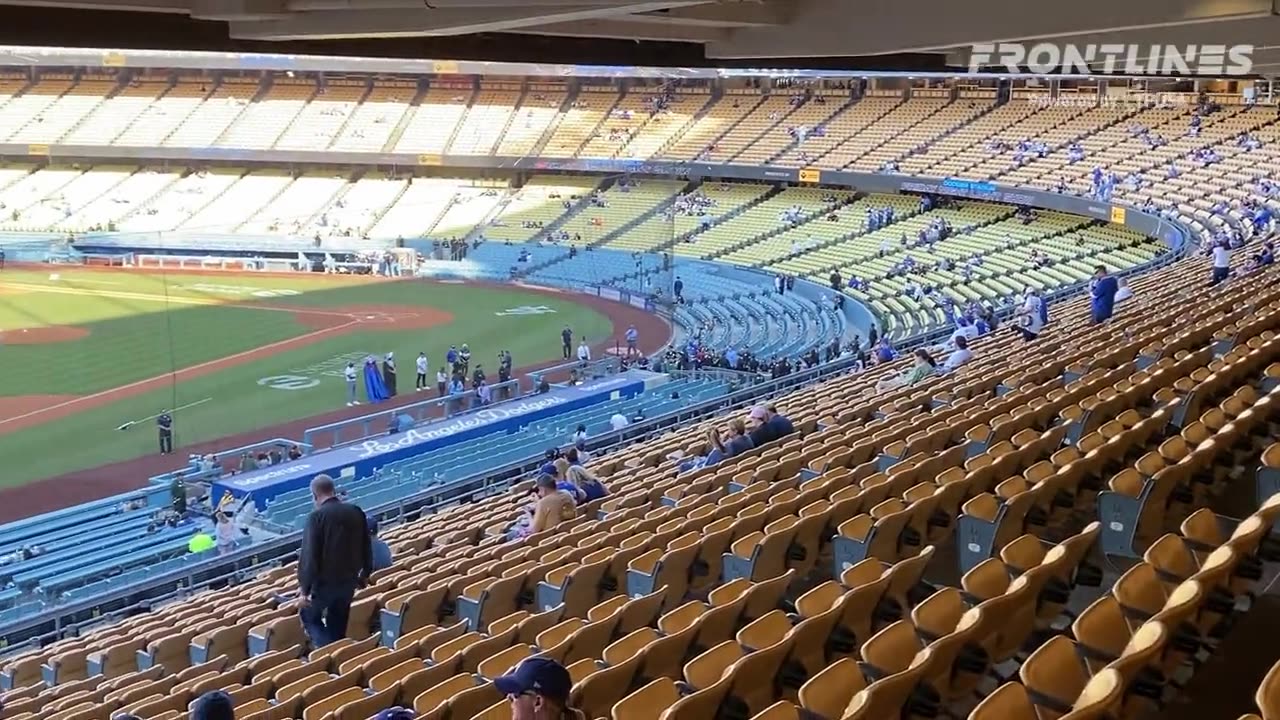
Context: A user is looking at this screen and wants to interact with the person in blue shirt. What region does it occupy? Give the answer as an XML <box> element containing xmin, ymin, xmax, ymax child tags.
<box><xmin>874</xmin><ymin>337</ymin><xmax>897</xmax><ymax>364</ymax></box>
<box><xmin>1089</xmin><ymin>265</ymin><xmax>1119</xmax><ymax>324</ymax></box>
<box><xmin>366</xmin><ymin>514</ymin><xmax>393</xmax><ymax>572</ymax></box>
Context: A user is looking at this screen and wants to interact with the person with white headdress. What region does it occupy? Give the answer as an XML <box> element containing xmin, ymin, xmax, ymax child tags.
<box><xmin>382</xmin><ymin>352</ymin><xmax>398</xmax><ymax>397</ymax></box>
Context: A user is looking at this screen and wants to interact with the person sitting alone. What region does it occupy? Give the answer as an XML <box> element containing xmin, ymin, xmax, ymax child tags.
<box><xmin>508</xmin><ymin>474</ymin><xmax>577</xmax><ymax>540</ymax></box>
<box><xmin>367</xmin><ymin>514</ymin><xmax>393</xmax><ymax>571</ymax></box>
<box><xmin>876</xmin><ymin>349</ymin><xmax>939</xmax><ymax>391</ymax></box>
<box><xmin>944</xmin><ymin>335</ymin><xmax>973</xmax><ymax>371</ymax></box>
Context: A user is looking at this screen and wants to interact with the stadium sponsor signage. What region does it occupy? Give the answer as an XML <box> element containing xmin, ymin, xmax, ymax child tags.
<box><xmin>215</xmin><ymin>371</ymin><xmax>657</xmax><ymax>506</ymax></box>
<box><xmin>353</xmin><ymin>396</ymin><xmax>571</xmax><ymax>458</ymax></box>
<box><xmin>227</xmin><ymin>463</ymin><xmax>315</xmax><ymax>489</ymax></box>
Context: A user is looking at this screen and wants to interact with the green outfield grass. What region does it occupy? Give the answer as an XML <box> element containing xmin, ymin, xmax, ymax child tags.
<box><xmin>0</xmin><ymin>269</ymin><xmax>613</xmax><ymax>486</ymax></box>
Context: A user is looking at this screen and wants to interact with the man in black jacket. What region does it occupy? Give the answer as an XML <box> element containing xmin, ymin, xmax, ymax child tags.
<box><xmin>297</xmin><ymin>474</ymin><xmax>373</xmax><ymax>648</ymax></box>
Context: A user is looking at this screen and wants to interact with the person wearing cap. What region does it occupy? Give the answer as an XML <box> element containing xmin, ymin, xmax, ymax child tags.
<box><xmin>191</xmin><ymin>690</ymin><xmax>235</xmax><ymax>720</ymax></box>
<box><xmin>367</xmin><ymin>514</ymin><xmax>393</xmax><ymax>572</ymax></box>
<box><xmin>494</xmin><ymin>656</ymin><xmax>587</xmax><ymax>720</ymax></box>
<box><xmin>373</xmin><ymin>708</ymin><xmax>416</xmax><ymax>720</ymax></box>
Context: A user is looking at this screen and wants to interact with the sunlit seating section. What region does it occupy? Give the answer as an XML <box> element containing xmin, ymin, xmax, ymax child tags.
<box><xmin>178</xmin><ymin>171</ymin><xmax>293</xmax><ymax>234</ymax></box>
<box><xmin>237</xmin><ymin>174</ymin><xmax>351</xmax><ymax>236</ymax></box>
<box><xmin>114</xmin><ymin>78</ymin><xmax>209</xmax><ymax>147</ymax></box>
<box><xmin>62</xmin><ymin>76</ymin><xmax>171</xmax><ymax>145</ymax></box>
<box><xmin>0</xmin><ymin>166</ymin><xmax>86</xmax><ymax>230</ymax></box>
<box><xmin>616</xmin><ymin>88</ymin><xmax>711</xmax><ymax>160</ymax></box>
<box><xmin>273</xmin><ymin>81</ymin><xmax>367</xmax><ymax>150</ymax></box>
<box><xmin>447</xmin><ymin>84</ymin><xmax>520</xmax><ymax>155</ymax></box>
<box><xmin>773</xmin><ymin>92</ymin><xmax>899</xmax><ymax>167</ymax></box>
<box><xmin>482</xmin><ymin>175</ymin><xmax>601</xmax><ymax>242</ymax></box>
<box><xmin>0</xmin><ymin>75</ymin><xmax>78</xmax><ymax>143</ymax></box>
<box><xmin>494</xmin><ymin>84</ymin><xmax>567</xmax><ymax>157</ymax></box>
<box><xmin>540</xmin><ymin>86</ymin><xmax>619</xmax><ymax>157</ymax></box>
<box><xmin>366</xmin><ymin>178</ymin><xmax>472</xmax><ymax>240</ymax></box>
<box><xmin>896</xmin><ymin>94</ymin><xmax>1045</xmax><ymax>176</ymax></box>
<box><xmin>216</xmin><ymin>78</ymin><xmax>315</xmax><ymax>149</ymax></box>
<box><xmin>605</xmin><ymin>183</ymin><xmax>770</xmax><ymax>254</ymax></box>
<box><xmin>557</xmin><ymin>179</ymin><xmax>685</xmax><ymax>247</ymax></box>
<box><xmin>115</xmin><ymin>170</ymin><xmax>241</xmax><ymax>233</ymax></box>
<box><xmin>699</xmin><ymin>91</ymin><xmax>805</xmax><ymax>163</ymax></box>
<box><xmin>769</xmin><ymin>201</ymin><xmax>1009</xmax><ymax>279</ymax></box>
<box><xmin>59</xmin><ymin>168</ymin><xmax>182</xmax><ymax>233</ymax></box>
<box><xmin>845</xmin><ymin>92</ymin><xmax>996</xmax><ymax>172</ymax></box>
<box><xmin>735</xmin><ymin>90</ymin><xmax>851</xmax><ymax>167</ymax></box>
<box><xmin>429</xmin><ymin>183</ymin><xmax>511</xmax><ymax>239</ymax></box>
<box><xmin>659</xmin><ymin>88</ymin><xmax>763</xmax><ymax>160</ymax></box>
<box><xmin>296</xmin><ymin>174</ymin><xmax>407</xmax><ymax>240</ymax></box>
<box><xmin>541</xmin><ymin>86</ymin><xmax>621</xmax><ymax>158</ymax></box>
<box><xmin>717</xmin><ymin>193</ymin><xmax>918</xmax><ymax>267</ymax></box>
<box><xmin>391</xmin><ymin>84</ymin><xmax>475</xmax><ymax>155</ymax></box>
<box><xmin>161</xmin><ymin>78</ymin><xmax>257</xmax><ymax>147</ymax></box>
<box><xmin>0</xmin><ymin>166</ymin><xmax>132</xmax><ymax>232</ymax></box>
<box><xmin>672</xmin><ymin>186</ymin><xmax>852</xmax><ymax>259</ymax></box>
<box><xmin>329</xmin><ymin>81</ymin><xmax>418</xmax><ymax>152</ymax></box>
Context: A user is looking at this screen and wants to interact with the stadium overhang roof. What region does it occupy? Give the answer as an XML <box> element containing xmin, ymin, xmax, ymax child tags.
<box><xmin>0</xmin><ymin>0</ymin><xmax>1275</xmax><ymax>76</ymax></box>
<box><xmin>0</xmin><ymin>44</ymin><xmax>1256</xmax><ymax>83</ymax></box>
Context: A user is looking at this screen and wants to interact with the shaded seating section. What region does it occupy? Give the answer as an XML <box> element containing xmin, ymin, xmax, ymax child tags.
<box><xmin>1</xmin><ymin>250</ymin><xmax>1276</xmax><ymax>720</ymax></box>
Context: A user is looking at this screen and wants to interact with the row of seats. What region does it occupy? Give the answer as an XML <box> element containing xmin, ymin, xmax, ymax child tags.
<box><xmin>2</xmin><ymin>228</ymin><xmax>1274</xmax><ymax>718</ymax></box>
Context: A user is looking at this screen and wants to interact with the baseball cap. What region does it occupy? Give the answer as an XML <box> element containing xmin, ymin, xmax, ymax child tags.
<box><xmin>493</xmin><ymin>656</ymin><xmax>573</xmax><ymax>703</ymax></box>
<box><xmin>373</xmin><ymin>709</ymin><xmax>416</xmax><ymax>720</ymax></box>
<box><xmin>191</xmin><ymin>690</ymin><xmax>235</xmax><ymax>720</ymax></box>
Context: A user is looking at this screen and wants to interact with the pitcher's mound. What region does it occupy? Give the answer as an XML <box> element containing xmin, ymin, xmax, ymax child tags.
<box><xmin>0</xmin><ymin>326</ymin><xmax>90</xmax><ymax>345</ymax></box>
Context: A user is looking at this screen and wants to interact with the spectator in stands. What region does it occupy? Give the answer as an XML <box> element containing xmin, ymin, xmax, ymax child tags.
<box><xmin>298</xmin><ymin>474</ymin><xmax>373</xmax><ymax>648</ymax></box>
<box><xmin>367</xmin><ymin>514</ymin><xmax>393</xmax><ymax>571</ymax></box>
<box><xmin>528</xmin><ymin>474</ymin><xmax>576</xmax><ymax>536</ymax></box>
<box><xmin>876</xmin><ymin>349</ymin><xmax>939</xmax><ymax>391</ymax></box>
<box><xmin>708</xmin><ymin>418</ymin><xmax>754</xmax><ymax>464</ymax></box>
<box><xmin>746</xmin><ymin>405</ymin><xmax>776</xmax><ymax>447</ymax></box>
<box><xmin>1089</xmin><ymin>265</ymin><xmax>1119</xmax><ymax>324</ymax></box>
<box><xmin>1015</xmin><ymin>288</ymin><xmax>1046</xmax><ymax>341</ymax></box>
<box><xmin>873</xmin><ymin>336</ymin><xmax>897</xmax><ymax>365</ymax></box>
<box><xmin>214</xmin><ymin>512</ymin><xmax>237</xmax><ymax>555</ymax></box>
<box><xmin>610</xmin><ymin>413</ymin><xmax>629</xmax><ymax>432</ymax></box>
<box><xmin>191</xmin><ymin>690</ymin><xmax>235</xmax><ymax>720</ymax></box>
<box><xmin>567</xmin><ymin>465</ymin><xmax>608</xmax><ymax>502</ymax></box>
<box><xmin>494</xmin><ymin>656</ymin><xmax>587</xmax><ymax>720</ymax></box>
<box><xmin>1210</xmin><ymin>240</ymin><xmax>1232</xmax><ymax>285</ymax></box>
<box><xmin>570</xmin><ymin>424</ymin><xmax>588</xmax><ymax>449</ymax></box>
<box><xmin>943</xmin><ymin>335</ymin><xmax>972</xmax><ymax>371</ymax></box>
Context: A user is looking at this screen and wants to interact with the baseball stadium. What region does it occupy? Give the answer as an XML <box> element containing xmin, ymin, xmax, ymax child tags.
<box><xmin>0</xmin><ymin>3</ymin><xmax>1276</xmax><ymax>720</ymax></box>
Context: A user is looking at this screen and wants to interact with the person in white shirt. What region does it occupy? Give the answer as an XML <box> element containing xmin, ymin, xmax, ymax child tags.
<box><xmin>214</xmin><ymin>511</ymin><xmax>237</xmax><ymax>554</ymax></box>
<box><xmin>577</xmin><ymin>340</ymin><xmax>591</xmax><ymax>365</ymax></box>
<box><xmin>436</xmin><ymin>368</ymin><xmax>449</xmax><ymax>397</ymax></box>
<box><xmin>344</xmin><ymin>362</ymin><xmax>359</xmax><ymax>406</ymax></box>
<box><xmin>1016</xmin><ymin>288</ymin><xmax>1045</xmax><ymax>341</ymax></box>
<box><xmin>1211</xmin><ymin>242</ymin><xmax>1231</xmax><ymax>285</ymax></box>
<box><xmin>415</xmin><ymin>352</ymin><xmax>429</xmax><ymax>391</ymax></box>
<box><xmin>944</xmin><ymin>335</ymin><xmax>973</xmax><ymax>371</ymax></box>
<box><xmin>1114</xmin><ymin>279</ymin><xmax>1133</xmax><ymax>302</ymax></box>
<box><xmin>609</xmin><ymin>413</ymin><xmax>629</xmax><ymax>432</ymax></box>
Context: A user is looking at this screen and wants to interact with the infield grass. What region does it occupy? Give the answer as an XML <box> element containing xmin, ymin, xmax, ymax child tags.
<box><xmin>0</xmin><ymin>269</ymin><xmax>613</xmax><ymax>486</ymax></box>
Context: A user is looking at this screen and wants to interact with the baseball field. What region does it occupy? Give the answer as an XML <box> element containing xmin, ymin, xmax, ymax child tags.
<box><xmin>0</xmin><ymin>266</ymin><xmax>665</xmax><ymax>518</ymax></box>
